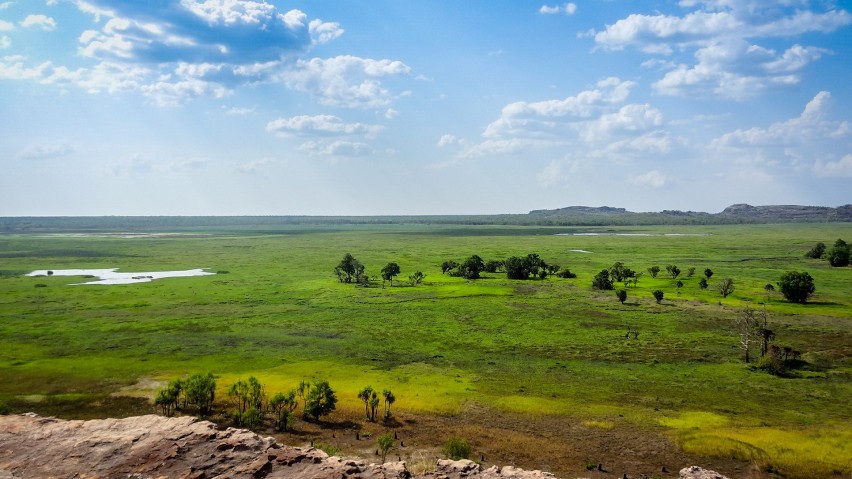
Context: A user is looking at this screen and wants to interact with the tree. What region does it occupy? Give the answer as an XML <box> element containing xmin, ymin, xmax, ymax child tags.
<box><xmin>441</xmin><ymin>260</ymin><xmax>458</xmax><ymax>274</ymax></box>
<box><xmin>484</xmin><ymin>260</ymin><xmax>504</xmax><ymax>273</ymax></box>
<box><xmin>735</xmin><ymin>304</ymin><xmax>763</xmax><ymax>363</ymax></box>
<box><xmin>459</xmin><ymin>255</ymin><xmax>485</xmax><ymax>279</ymax></box>
<box><xmin>382</xmin><ymin>389</ymin><xmax>396</xmax><ymax>418</ymax></box>
<box><xmin>616</xmin><ymin>289</ymin><xmax>627</xmax><ymax>304</ymax></box>
<box><xmin>805</xmin><ymin>242</ymin><xmax>826</xmax><ymax>259</ymax></box>
<box><xmin>269</xmin><ymin>390</ymin><xmax>297</xmax><ymax>431</ymax></box>
<box><xmin>648</xmin><ymin>266</ymin><xmax>661</xmax><ymax>278</ymax></box>
<box><xmin>335</xmin><ymin>253</ymin><xmax>365</xmax><ymax>284</ymax></box>
<box><xmin>556</xmin><ymin>269</ymin><xmax>577</xmax><ymax>279</ymax></box>
<box><xmin>698</xmin><ymin>278</ymin><xmax>708</xmax><ymax>289</ymax></box>
<box><xmin>377</xmin><ymin>433</ymin><xmax>395</xmax><ymax>463</ymax></box>
<box><xmin>592</xmin><ymin>269</ymin><xmax>614</xmax><ymax>290</ymax></box>
<box><xmin>296</xmin><ymin>380</ymin><xmax>310</xmax><ymax>417</ymax></box>
<box><xmin>358</xmin><ymin>386</ymin><xmax>374</xmax><ymax>421</ymax></box>
<box><xmin>228</xmin><ymin>379</ymin><xmax>250</xmax><ymax>422</ymax></box>
<box><xmin>369</xmin><ymin>392</ymin><xmax>380</xmax><ymax>422</ymax></box>
<box><xmin>609</xmin><ymin>262</ymin><xmax>635</xmax><ymax>283</ymax></box>
<box><xmin>408</xmin><ymin>271</ymin><xmax>425</xmax><ymax>286</ymax></box>
<box><xmin>717</xmin><ymin>277</ymin><xmax>735</xmax><ymax>298</ymax></box>
<box><xmin>155</xmin><ymin>379</ymin><xmax>182</xmax><ymax>416</ymax></box>
<box><xmin>381</xmin><ymin>262</ymin><xmax>401</xmax><ymax>286</ymax></box>
<box><xmin>666</xmin><ymin>265</ymin><xmax>681</xmax><ymax>279</ymax></box>
<box><xmin>826</xmin><ymin>239</ymin><xmax>850</xmax><ymax>267</ymax></box>
<box><xmin>676</xmin><ymin>280</ymin><xmax>684</xmax><ymax>292</ymax></box>
<box><xmin>652</xmin><ymin>290</ymin><xmax>664</xmax><ymax>304</ymax></box>
<box><xmin>184</xmin><ymin>372</ymin><xmax>216</xmax><ymax>417</ymax></box>
<box><xmin>686</xmin><ymin>267</ymin><xmax>696</xmax><ymax>278</ymax></box>
<box><xmin>504</xmin><ymin>256</ymin><xmax>529</xmax><ymax>280</ymax></box>
<box><xmin>704</xmin><ymin>268</ymin><xmax>713</xmax><ymax>280</ymax></box>
<box><xmin>778</xmin><ymin>271</ymin><xmax>815</xmax><ymax>303</ymax></box>
<box><xmin>304</xmin><ymin>380</ymin><xmax>337</xmax><ymax>421</ymax></box>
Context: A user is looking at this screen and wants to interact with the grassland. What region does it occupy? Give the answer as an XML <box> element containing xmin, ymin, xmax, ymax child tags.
<box><xmin>0</xmin><ymin>223</ymin><xmax>850</xmax><ymax>478</ymax></box>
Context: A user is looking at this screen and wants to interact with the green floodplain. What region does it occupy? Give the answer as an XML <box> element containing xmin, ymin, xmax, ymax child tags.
<box><xmin>0</xmin><ymin>222</ymin><xmax>850</xmax><ymax>478</ymax></box>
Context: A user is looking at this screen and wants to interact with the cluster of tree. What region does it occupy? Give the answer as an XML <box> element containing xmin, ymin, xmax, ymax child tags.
<box><xmin>735</xmin><ymin>304</ymin><xmax>802</xmax><ymax>376</ymax></box>
<box><xmin>154</xmin><ymin>372</ymin><xmax>217</xmax><ymax>417</ymax></box>
<box><xmin>357</xmin><ymin>386</ymin><xmax>396</xmax><ymax>422</ymax></box>
<box><xmin>440</xmin><ymin>256</ymin><xmax>487</xmax><ymax>279</ymax></box>
<box><xmin>806</xmin><ymin>239</ymin><xmax>850</xmax><ymax>267</ymax></box>
<box><xmin>335</xmin><ymin>253</ymin><xmax>368</xmax><ymax>285</ymax></box>
<box><xmin>593</xmin><ymin>262</ymin><xmax>638</xmax><ymax>290</ymax></box>
<box><xmin>504</xmin><ymin>253</ymin><xmax>564</xmax><ymax>280</ymax></box>
<box><xmin>336</xmin><ymin>254</ymin><xmax>424</xmax><ymax>288</ymax></box>
<box><xmin>155</xmin><ymin>375</ymin><xmax>339</xmax><ymax>431</ymax></box>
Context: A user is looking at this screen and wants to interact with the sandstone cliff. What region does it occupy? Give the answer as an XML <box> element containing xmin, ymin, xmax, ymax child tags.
<box><xmin>0</xmin><ymin>414</ymin><xmax>728</xmax><ymax>479</ymax></box>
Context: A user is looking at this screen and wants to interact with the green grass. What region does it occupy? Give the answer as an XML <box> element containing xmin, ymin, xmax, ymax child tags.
<box><xmin>0</xmin><ymin>223</ymin><xmax>850</xmax><ymax>477</ymax></box>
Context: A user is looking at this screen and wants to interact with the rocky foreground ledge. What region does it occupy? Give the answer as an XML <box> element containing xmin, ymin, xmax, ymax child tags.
<box><xmin>0</xmin><ymin>414</ymin><xmax>728</xmax><ymax>479</ymax></box>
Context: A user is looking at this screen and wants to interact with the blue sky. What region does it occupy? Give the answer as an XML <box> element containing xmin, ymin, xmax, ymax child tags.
<box><xmin>1</xmin><ymin>0</ymin><xmax>850</xmax><ymax>215</ymax></box>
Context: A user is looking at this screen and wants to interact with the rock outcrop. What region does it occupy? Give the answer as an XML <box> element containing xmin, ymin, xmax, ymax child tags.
<box><xmin>0</xmin><ymin>414</ymin><xmax>731</xmax><ymax>479</ymax></box>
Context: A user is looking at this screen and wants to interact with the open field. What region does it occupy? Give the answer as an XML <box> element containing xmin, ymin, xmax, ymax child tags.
<box><xmin>1</xmin><ymin>223</ymin><xmax>850</xmax><ymax>478</ymax></box>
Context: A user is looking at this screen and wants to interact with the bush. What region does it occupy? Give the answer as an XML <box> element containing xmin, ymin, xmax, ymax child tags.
<box><xmin>652</xmin><ymin>290</ymin><xmax>664</xmax><ymax>304</ymax></box>
<box><xmin>778</xmin><ymin>271</ymin><xmax>815</xmax><ymax>304</ymax></box>
<box><xmin>556</xmin><ymin>269</ymin><xmax>577</xmax><ymax>278</ymax></box>
<box><xmin>826</xmin><ymin>240</ymin><xmax>850</xmax><ymax>267</ymax></box>
<box><xmin>442</xmin><ymin>437</ymin><xmax>471</xmax><ymax>460</ymax></box>
<box><xmin>240</xmin><ymin>407</ymin><xmax>264</xmax><ymax>429</ymax></box>
<box><xmin>805</xmin><ymin>242</ymin><xmax>826</xmax><ymax>259</ymax></box>
<box><xmin>591</xmin><ymin>270</ymin><xmax>613</xmax><ymax>290</ymax></box>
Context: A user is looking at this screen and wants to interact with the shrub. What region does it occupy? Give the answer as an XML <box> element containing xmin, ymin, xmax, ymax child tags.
<box><xmin>805</xmin><ymin>242</ymin><xmax>826</xmax><ymax>259</ymax></box>
<box><xmin>616</xmin><ymin>289</ymin><xmax>627</xmax><ymax>304</ymax></box>
<box><xmin>556</xmin><ymin>269</ymin><xmax>577</xmax><ymax>278</ymax></box>
<box><xmin>442</xmin><ymin>437</ymin><xmax>471</xmax><ymax>460</ymax></box>
<box><xmin>652</xmin><ymin>290</ymin><xmax>664</xmax><ymax>304</ymax></box>
<box><xmin>240</xmin><ymin>407</ymin><xmax>264</xmax><ymax>429</ymax></box>
<box><xmin>778</xmin><ymin>271</ymin><xmax>815</xmax><ymax>303</ymax></box>
<box><xmin>592</xmin><ymin>270</ymin><xmax>613</xmax><ymax>290</ymax></box>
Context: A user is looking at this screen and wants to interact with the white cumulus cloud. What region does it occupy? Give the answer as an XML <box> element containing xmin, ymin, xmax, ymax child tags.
<box><xmin>539</xmin><ymin>3</ymin><xmax>576</xmax><ymax>15</ymax></box>
<box><xmin>20</xmin><ymin>14</ymin><xmax>57</xmax><ymax>31</ymax></box>
<box><xmin>266</xmin><ymin>115</ymin><xmax>383</xmax><ymax>137</ymax></box>
<box><xmin>630</xmin><ymin>170</ymin><xmax>667</xmax><ymax>188</ymax></box>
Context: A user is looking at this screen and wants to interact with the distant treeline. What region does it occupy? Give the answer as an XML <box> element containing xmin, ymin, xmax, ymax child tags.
<box><xmin>1</xmin><ymin>204</ymin><xmax>850</xmax><ymax>232</ymax></box>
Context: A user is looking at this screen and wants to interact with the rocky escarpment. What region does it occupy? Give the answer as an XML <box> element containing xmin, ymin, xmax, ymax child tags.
<box><xmin>0</xmin><ymin>414</ymin><xmax>729</xmax><ymax>479</ymax></box>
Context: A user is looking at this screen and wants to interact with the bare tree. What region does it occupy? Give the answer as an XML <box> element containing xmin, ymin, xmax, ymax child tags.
<box><xmin>735</xmin><ymin>304</ymin><xmax>763</xmax><ymax>363</ymax></box>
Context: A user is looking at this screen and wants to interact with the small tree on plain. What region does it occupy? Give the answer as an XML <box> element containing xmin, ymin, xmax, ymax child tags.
<box><xmin>736</xmin><ymin>304</ymin><xmax>763</xmax><ymax>363</ymax></box>
<box><xmin>382</xmin><ymin>389</ymin><xmax>396</xmax><ymax>418</ymax></box>
<box><xmin>358</xmin><ymin>386</ymin><xmax>374</xmax><ymax>421</ymax></box>
<box><xmin>805</xmin><ymin>242</ymin><xmax>826</xmax><ymax>259</ymax></box>
<box><xmin>704</xmin><ymin>268</ymin><xmax>713</xmax><ymax>280</ymax></box>
<box><xmin>184</xmin><ymin>372</ymin><xmax>216</xmax><ymax>417</ymax></box>
<box><xmin>718</xmin><ymin>277</ymin><xmax>735</xmax><ymax>298</ymax></box>
<box><xmin>826</xmin><ymin>239</ymin><xmax>850</xmax><ymax>267</ymax></box>
<box><xmin>335</xmin><ymin>253</ymin><xmax>365</xmax><ymax>284</ymax></box>
<box><xmin>648</xmin><ymin>266</ymin><xmax>660</xmax><ymax>278</ymax></box>
<box><xmin>296</xmin><ymin>380</ymin><xmax>310</xmax><ymax>417</ymax></box>
<box><xmin>408</xmin><ymin>271</ymin><xmax>425</xmax><ymax>285</ymax></box>
<box><xmin>652</xmin><ymin>290</ymin><xmax>664</xmax><ymax>304</ymax></box>
<box><xmin>377</xmin><ymin>433</ymin><xmax>395</xmax><ymax>463</ymax></box>
<box><xmin>698</xmin><ymin>278</ymin><xmax>708</xmax><ymax>289</ymax></box>
<box><xmin>778</xmin><ymin>271</ymin><xmax>815</xmax><ymax>303</ymax></box>
<box><xmin>269</xmin><ymin>390</ymin><xmax>297</xmax><ymax>431</ymax></box>
<box><xmin>616</xmin><ymin>289</ymin><xmax>627</xmax><ymax>304</ymax></box>
<box><xmin>666</xmin><ymin>265</ymin><xmax>681</xmax><ymax>279</ymax></box>
<box><xmin>305</xmin><ymin>380</ymin><xmax>337</xmax><ymax>421</ymax></box>
<box><xmin>592</xmin><ymin>269</ymin><xmax>614</xmax><ymax>290</ymax></box>
<box><xmin>381</xmin><ymin>262</ymin><xmax>401</xmax><ymax>286</ymax></box>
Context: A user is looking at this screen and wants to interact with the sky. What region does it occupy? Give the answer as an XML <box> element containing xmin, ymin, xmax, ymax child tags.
<box><xmin>1</xmin><ymin>0</ymin><xmax>851</xmax><ymax>216</ymax></box>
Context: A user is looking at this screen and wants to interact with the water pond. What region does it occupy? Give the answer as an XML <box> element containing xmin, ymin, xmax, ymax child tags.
<box><xmin>26</xmin><ymin>268</ymin><xmax>215</xmax><ymax>285</ymax></box>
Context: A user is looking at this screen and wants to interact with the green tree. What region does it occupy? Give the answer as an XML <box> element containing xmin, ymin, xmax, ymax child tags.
<box><xmin>778</xmin><ymin>271</ymin><xmax>815</xmax><ymax>303</ymax></box>
<box><xmin>296</xmin><ymin>380</ymin><xmax>311</xmax><ymax>417</ymax></box>
<box><xmin>377</xmin><ymin>433</ymin><xmax>395</xmax><ymax>463</ymax></box>
<box><xmin>666</xmin><ymin>264</ymin><xmax>681</xmax><ymax>279</ymax></box>
<box><xmin>269</xmin><ymin>390</ymin><xmax>298</xmax><ymax>431</ymax></box>
<box><xmin>369</xmin><ymin>392</ymin><xmax>380</xmax><ymax>422</ymax></box>
<box><xmin>704</xmin><ymin>268</ymin><xmax>713</xmax><ymax>280</ymax></box>
<box><xmin>408</xmin><ymin>271</ymin><xmax>426</xmax><ymax>285</ymax></box>
<box><xmin>698</xmin><ymin>278</ymin><xmax>708</xmax><ymax>289</ymax></box>
<box><xmin>240</xmin><ymin>407</ymin><xmax>264</xmax><ymax>430</ymax></box>
<box><xmin>358</xmin><ymin>385</ymin><xmax>374</xmax><ymax>421</ymax></box>
<box><xmin>484</xmin><ymin>260</ymin><xmax>504</xmax><ymax>273</ymax></box>
<box><xmin>616</xmin><ymin>289</ymin><xmax>627</xmax><ymax>304</ymax></box>
<box><xmin>441</xmin><ymin>260</ymin><xmax>458</xmax><ymax>274</ymax></box>
<box><xmin>335</xmin><ymin>253</ymin><xmax>365</xmax><ymax>284</ymax></box>
<box><xmin>381</xmin><ymin>262</ymin><xmax>401</xmax><ymax>286</ymax></box>
<box><xmin>648</xmin><ymin>266</ymin><xmax>660</xmax><ymax>278</ymax></box>
<box><xmin>228</xmin><ymin>378</ymin><xmax>250</xmax><ymax>422</ymax></box>
<box><xmin>504</xmin><ymin>256</ymin><xmax>529</xmax><ymax>280</ymax></box>
<box><xmin>305</xmin><ymin>380</ymin><xmax>337</xmax><ymax>421</ymax></box>
<box><xmin>826</xmin><ymin>239</ymin><xmax>850</xmax><ymax>267</ymax></box>
<box><xmin>459</xmin><ymin>255</ymin><xmax>485</xmax><ymax>279</ymax></box>
<box><xmin>718</xmin><ymin>277</ymin><xmax>735</xmax><ymax>298</ymax></box>
<box><xmin>686</xmin><ymin>267</ymin><xmax>696</xmax><ymax>278</ymax></box>
<box><xmin>155</xmin><ymin>379</ymin><xmax>182</xmax><ymax>416</ymax></box>
<box><xmin>609</xmin><ymin>262</ymin><xmax>634</xmax><ymax>283</ymax></box>
<box><xmin>592</xmin><ymin>269</ymin><xmax>613</xmax><ymax>290</ymax></box>
<box><xmin>805</xmin><ymin>242</ymin><xmax>826</xmax><ymax>259</ymax></box>
<box><xmin>382</xmin><ymin>389</ymin><xmax>396</xmax><ymax>418</ymax></box>
<box><xmin>652</xmin><ymin>290</ymin><xmax>664</xmax><ymax>304</ymax></box>
<box><xmin>184</xmin><ymin>372</ymin><xmax>216</xmax><ymax>417</ymax></box>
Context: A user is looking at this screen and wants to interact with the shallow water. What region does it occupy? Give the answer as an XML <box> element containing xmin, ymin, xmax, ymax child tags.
<box><xmin>26</xmin><ymin>268</ymin><xmax>215</xmax><ymax>285</ymax></box>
